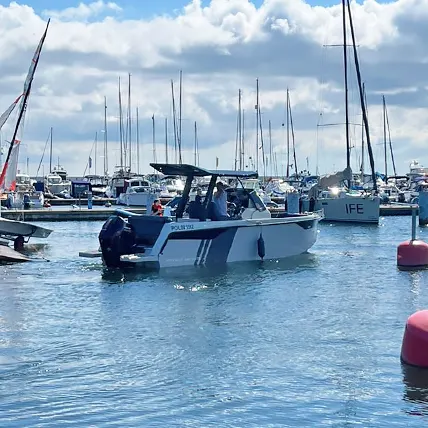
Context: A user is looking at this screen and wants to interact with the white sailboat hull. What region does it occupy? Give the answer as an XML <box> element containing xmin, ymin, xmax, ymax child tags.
<box><xmin>315</xmin><ymin>195</ymin><xmax>380</xmax><ymax>223</ymax></box>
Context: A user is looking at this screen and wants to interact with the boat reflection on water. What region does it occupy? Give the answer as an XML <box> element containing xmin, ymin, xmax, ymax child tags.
<box><xmin>100</xmin><ymin>252</ymin><xmax>320</xmax><ymax>286</ymax></box>
<box><xmin>402</xmin><ymin>363</ymin><xmax>428</xmax><ymax>416</ymax></box>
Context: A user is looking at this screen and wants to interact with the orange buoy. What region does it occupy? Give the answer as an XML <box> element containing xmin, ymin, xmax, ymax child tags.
<box><xmin>401</xmin><ymin>310</ymin><xmax>428</xmax><ymax>367</ymax></box>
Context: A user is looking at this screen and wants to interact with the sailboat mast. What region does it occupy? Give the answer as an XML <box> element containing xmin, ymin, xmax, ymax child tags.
<box><xmin>361</xmin><ymin>83</ymin><xmax>365</xmax><ymax>182</ymax></box>
<box><xmin>104</xmin><ymin>96</ymin><xmax>108</xmax><ymax>178</ymax></box>
<box><xmin>342</xmin><ymin>0</ymin><xmax>351</xmax><ymax>187</ymax></box>
<box><xmin>152</xmin><ymin>115</ymin><xmax>157</xmax><ymax>164</ymax></box>
<box><xmin>258</xmin><ymin>100</ymin><xmax>266</xmax><ymax>182</ymax></box>
<box><xmin>94</xmin><ymin>131</ymin><xmax>98</xmax><ymax>176</ymax></box>
<box><xmin>165</xmin><ymin>117</ymin><xmax>168</xmax><ymax>164</ymax></box>
<box><xmin>385</xmin><ymin>99</ymin><xmax>397</xmax><ymax>176</ymax></box>
<box><xmin>256</xmin><ymin>78</ymin><xmax>259</xmax><ymax>171</ymax></box>
<box><xmin>238</xmin><ymin>89</ymin><xmax>242</xmax><ymax>170</ymax></box>
<box><xmin>269</xmin><ymin>119</ymin><xmax>272</xmax><ymax>177</ymax></box>
<box><xmin>286</xmin><ymin>88</ymin><xmax>290</xmax><ymax>178</ymax></box>
<box><xmin>136</xmin><ymin>107</ymin><xmax>140</xmax><ymax>174</ymax></box>
<box><xmin>49</xmin><ymin>126</ymin><xmax>53</xmax><ymax>173</ymax></box>
<box><xmin>288</xmin><ymin>93</ymin><xmax>298</xmax><ymax>177</ymax></box>
<box><xmin>178</xmin><ymin>70</ymin><xmax>182</xmax><ymax>165</ymax></box>
<box><xmin>242</xmin><ymin>109</ymin><xmax>245</xmax><ymax>169</ymax></box>
<box><xmin>118</xmin><ymin>77</ymin><xmax>124</xmax><ymax>170</ymax></box>
<box><xmin>127</xmin><ymin>73</ymin><xmax>132</xmax><ymax>171</ymax></box>
<box><xmin>194</xmin><ymin>121</ymin><xmax>198</xmax><ymax>166</ymax></box>
<box><xmin>346</xmin><ymin>0</ymin><xmax>377</xmax><ymax>192</ymax></box>
<box><xmin>0</xmin><ymin>19</ymin><xmax>50</xmax><ymax>190</ymax></box>
<box><xmin>382</xmin><ymin>95</ymin><xmax>387</xmax><ymax>179</ymax></box>
<box><xmin>171</xmin><ymin>80</ymin><xmax>178</xmax><ymax>164</ymax></box>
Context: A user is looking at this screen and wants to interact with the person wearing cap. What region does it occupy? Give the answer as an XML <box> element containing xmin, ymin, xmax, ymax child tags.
<box><xmin>213</xmin><ymin>181</ymin><xmax>229</xmax><ymax>220</ymax></box>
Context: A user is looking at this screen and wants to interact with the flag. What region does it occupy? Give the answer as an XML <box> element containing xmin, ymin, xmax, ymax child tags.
<box><xmin>89</xmin><ymin>157</ymin><xmax>92</xmax><ymax>168</ymax></box>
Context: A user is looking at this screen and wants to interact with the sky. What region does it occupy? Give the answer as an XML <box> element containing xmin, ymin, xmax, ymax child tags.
<box><xmin>0</xmin><ymin>0</ymin><xmax>425</xmax><ymax>177</ymax></box>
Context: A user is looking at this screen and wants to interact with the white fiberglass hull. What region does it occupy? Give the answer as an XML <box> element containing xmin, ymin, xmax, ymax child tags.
<box><xmin>315</xmin><ymin>195</ymin><xmax>380</xmax><ymax>223</ymax></box>
<box><xmin>0</xmin><ymin>217</ymin><xmax>52</xmax><ymax>239</ymax></box>
<box><xmin>120</xmin><ymin>214</ymin><xmax>320</xmax><ymax>269</ymax></box>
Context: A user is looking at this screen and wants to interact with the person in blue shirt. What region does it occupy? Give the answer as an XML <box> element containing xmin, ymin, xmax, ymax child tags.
<box><xmin>213</xmin><ymin>181</ymin><xmax>229</xmax><ymax>220</ymax></box>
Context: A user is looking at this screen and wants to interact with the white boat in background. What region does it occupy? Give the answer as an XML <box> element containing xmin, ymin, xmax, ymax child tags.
<box><xmin>159</xmin><ymin>177</ymin><xmax>185</xmax><ymax>196</ymax></box>
<box><xmin>81</xmin><ymin>163</ymin><xmax>322</xmax><ymax>269</ymax></box>
<box><xmin>15</xmin><ymin>173</ymin><xmax>33</xmax><ymax>193</ymax></box>
<box><xmin>45</xmin><ymin>172</ymin><xmax>71</xmax><ymax>196</ymax></box>
<box><xmin>117</xmin><ymin>177</ymin><xmax>160</xmax><ymax>207</ymax></box>
<box><xmin>314</xmin><ymin>187</ymin><xmax>380</xmax><ymax>223</ymax></box>
<box><xmin>313</xmin><ymin>0</ymin><xmax>380</xmax><ymax>224</ymax></box>
<box><xmin>264</xmin><ymin>178</ymin><xmax>295</xmax><ymax>197</ymax></box>
<box><xmin>409</xmin><ymin>160</ymin><xmax>428</xmax><ymax>180</ymax></box>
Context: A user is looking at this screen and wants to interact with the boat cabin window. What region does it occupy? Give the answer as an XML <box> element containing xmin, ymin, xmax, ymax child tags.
<box><xmin>132</xmin><ymin>187</ymin><xmax>148</xmax><ymax>193</ymax></box>
<box><xmin>48</xmin><ymin>175</ymin><xmax>62</xmax><ymax>184</ymax></box>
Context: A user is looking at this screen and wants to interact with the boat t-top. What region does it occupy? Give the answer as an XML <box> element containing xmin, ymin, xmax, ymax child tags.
<box><xmin>83</xmin><ymin>163</ymin><xmax>322</xmax><ymax>269</ymax></box>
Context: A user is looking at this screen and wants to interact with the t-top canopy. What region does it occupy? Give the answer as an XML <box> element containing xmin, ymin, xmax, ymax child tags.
<box><xmin>150</xmin><ymin>163</ymin><xmax>258</xmax><ymax>179</ymax></box>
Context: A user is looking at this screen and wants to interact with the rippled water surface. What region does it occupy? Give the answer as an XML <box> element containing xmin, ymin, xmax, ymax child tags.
<box><xmin>1</xmin><ymin>217</ymin><xmax>428</xmax><ymax>426</ymax></box>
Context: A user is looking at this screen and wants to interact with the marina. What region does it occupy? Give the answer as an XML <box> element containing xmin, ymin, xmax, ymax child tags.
<box><xmin>2</xmin><ymin>0</ymin><xmax>428</xmax><ymax>426</ymax></box>
<box><xmin>0</xmin><ymin>202</ymin><xmax>416</xmax><ymax>222</ymax></box>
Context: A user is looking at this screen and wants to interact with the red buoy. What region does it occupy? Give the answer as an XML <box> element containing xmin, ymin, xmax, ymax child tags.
<box><xmin>401</xmin><ymin>310</ymin><xmax>428</xmax><ymax>367</ymax></box>
<box><xmin>397</xmin><ymin>240</ymin><xmax>428</xmax><ymax>270</ymax></box>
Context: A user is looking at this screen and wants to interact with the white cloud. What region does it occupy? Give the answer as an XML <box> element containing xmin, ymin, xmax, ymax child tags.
<box><xmin>43</xmin><ymin>1</ymin><xmax>122</xmax><ymax>22</ymax></box>
<box><xmin>0</xmin><ymin>0</ymin><xmax>427</xmax><ymax>178</ymax></box>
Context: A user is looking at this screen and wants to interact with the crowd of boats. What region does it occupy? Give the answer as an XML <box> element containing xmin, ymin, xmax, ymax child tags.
<box><xmin>1</xmin><ymin>4</ymin><xmax>427</xmax><ymax>270</ymax></box>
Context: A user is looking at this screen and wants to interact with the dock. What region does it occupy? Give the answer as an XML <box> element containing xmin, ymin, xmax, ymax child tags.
<box><xmin>0</xmin><ymin>206</ymin><xmax>147</xmax><ymax>222</ymax></box>
<box><xmin>379</xmin><ymin>204</ymin><xmax>416</xmax><ymax>216</ymax></box>
<box><xmin>0</xmin><ymin>203</ymin><xmax>417</xmax><ymax>222</ymax></box>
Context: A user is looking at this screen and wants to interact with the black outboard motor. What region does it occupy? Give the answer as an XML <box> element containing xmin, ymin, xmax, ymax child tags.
<box><xmin>99</xmin><ymin>215</ymin><xmax>136</xmax><ymax>268</ymax></box>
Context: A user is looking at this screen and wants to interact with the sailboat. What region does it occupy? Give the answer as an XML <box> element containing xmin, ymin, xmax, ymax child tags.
<box><xmin>312</xmin><ymin>0</ymin><xmax>380</xmax><ymax>224</ymax></box>
<box><xmin>0</xmin><ymin>20</ymin><xmax>52</xmax><ymax>246</ymax></box>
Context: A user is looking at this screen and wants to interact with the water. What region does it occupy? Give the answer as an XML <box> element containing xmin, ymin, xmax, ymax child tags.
<box><xmin>1</xmin><ymin>217</ymin><xmax>428</xmax><ymax>426</ymax></box>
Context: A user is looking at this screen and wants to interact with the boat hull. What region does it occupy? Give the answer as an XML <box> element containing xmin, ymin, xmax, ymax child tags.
<box><xmin>113</xmin><ymin>215</ymin><xmax>320</xmax><ymax>269</ymax></box>
<box><xmin>0</xmin><ymin>218</ymin><xmax>52</xmax><ymax>239</ymax></box>
<box><xmin>315</xmin><ymin>196</ymin><xmax>380</xmax><ymax>223</ymax></box>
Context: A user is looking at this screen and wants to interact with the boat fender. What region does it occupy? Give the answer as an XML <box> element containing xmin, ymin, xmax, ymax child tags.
<box><xmin>257</xmin><ymin>234</ymin><xmax>265</xmax><ymax>260</ymax></box>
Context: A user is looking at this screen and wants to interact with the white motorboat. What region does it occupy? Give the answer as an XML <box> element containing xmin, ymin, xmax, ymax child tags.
<box><xmin>81</xmin><ymin>163</ymin><xmax>322</xmax><ymax>269</ymax></box>
<box><xmin>45</xmin><ymin>172</ymin><xmax>71</xmax><ymax>196</ymax></box>
<box><xmin>15</xmin><ymin>173</ymin><xmax>34</xmax><ymax>193</ymax></box>
<box><xmin>117</xmin><ymin>177</ymin><xmax>160</xmax><ymax>207</ymax></box>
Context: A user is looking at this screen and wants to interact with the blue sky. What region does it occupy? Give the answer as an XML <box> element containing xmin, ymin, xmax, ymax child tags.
<box><xmin>6</xmin><ymin>0</ymin><xmax>391</xmax><ymax>17</ymax></box>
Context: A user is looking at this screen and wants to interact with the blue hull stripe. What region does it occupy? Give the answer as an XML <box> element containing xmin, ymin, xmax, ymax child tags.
<box><xmin>199</xmin><ymin>239</ymin><xmax>211</xmax><ymax>265</ymax></box>
<box><xmin>205</xmin><ymin>227</ymin><xmax>238</xmax><ymax>266</ymax></box>
<box><xmin>194</xmin><ymin>239</ymin><xmax>206</xmax><ymax>266</ymax></box>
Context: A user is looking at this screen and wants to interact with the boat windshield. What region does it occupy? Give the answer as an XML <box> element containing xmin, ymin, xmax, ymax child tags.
<box><xmin>47</xmin><ymin>175</ymin><xmax>62</xmax><ymax>184</ymax></box>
